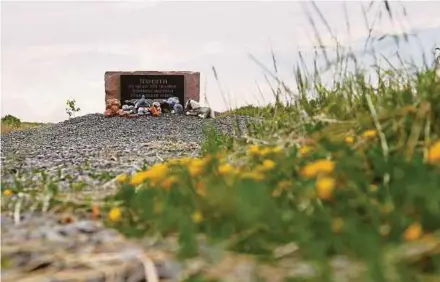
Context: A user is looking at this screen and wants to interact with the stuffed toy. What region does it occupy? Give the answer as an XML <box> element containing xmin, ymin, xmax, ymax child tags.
<box><xmin>184</xmin><ymin>99</ymin><xmax>215</xmax><ymax>119</ymax></box>
<box><xmin>149</xmin><ymin>102</ymin><xmax>161</xmax><ymax>117</ymax></box>
<box><xmin>137</xmin><ymin>107</ymin><xmax>149</xmax><ymax>115</ymax></box>
<box><xmin>159</xmin><ymin>100</ymin><xmax>172</xmax><ymax>113</ymax></box>
<box><xmin>135</xmin><ymin>95</ymin><xmax>150</xmax><ymax>109</ymax></box>
<box><xmin>166</xmin><ymin>97</ymin><xmax>184</xmax><ymax>114</ymax></box>
<box><xmin>122</xmin><ymin>104</ymin><xmax>136</xmax><ymax>115</ymax></box>
<box><xmin>104</xmin><ymin>98</ymin><xmax>123</xmax><ymax>117</ymax></box>
<box><xmin>172</xmin><ymin>103</ymin><xmax>184</xmax><ymax>114</ymax></box>
<box><xmin>168</xmin><ymin>97</ymin><xmax>180</xmax><ymax>106</ymax></box>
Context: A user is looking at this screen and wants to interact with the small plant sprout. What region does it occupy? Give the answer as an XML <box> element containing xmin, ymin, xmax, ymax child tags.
<box><xmin>65</xmin><ymin>99</ymin><xmax>81</xmax><ymax>119</ymax></box>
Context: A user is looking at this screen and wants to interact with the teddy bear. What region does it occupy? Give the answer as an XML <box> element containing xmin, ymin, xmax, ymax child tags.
<box><xmin>149</xmin><ymin>102</ymin><xmax>161</xmax><ymax>117</ymax></box>
<box><xmin>104</xmin><ymin>98</ymin><xmax>126</xmax><ymax>117</ymax></box>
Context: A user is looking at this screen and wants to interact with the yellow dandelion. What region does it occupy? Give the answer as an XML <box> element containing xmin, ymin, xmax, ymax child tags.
<box><xmin>260</xmin><ymin>147</ymin><xmax>272</xmax><ymax>156</ymax></box>
<box><xmin>362</xmin><ymin>129</ymin><xmax>377</xmax><ymax>139</ymax></box>
<box><xmin>258</xmin><ymin>159</ymin><xmax>276</xmax><ymax>171</ymax></box>
<box><xmin>149</xmin><ymin>163</ymin><xmax>169</xmax><ymax>176</ymax></box>
<box><xmin>116</xmin><ymin>174</ymin><xmax>128</xmax><ymax>183</ymax></box>
<box><xmin>130</xmin><ymin>170</ymin><xmax>151</xmax><ymax>186</ymax></box>
<box><xmin>247</xmin><ymin>144</ymin><xmax>260</xmax><ymax>156</ymax></box>
<box><xmin>331</xmin><ymin>217</ymin><xmax>344</xmax><ymax>234</ymax></box>
<box><xmin>298</xmin><ymin>145</ymin><xmax>312</xmax><ymax>156</ymax></box>
<box><xmin>271</xmin><ymin>146</ymin><xmax>283</xmax><ymax>153</ymax></box>
<box><xmin>108</xmin><ymin>207</ymin><xmax>121</xmax><ymax>222</ymax></box>
<box><xmin>300</xmin><ymin>159</ymin><xmax>336</xmax><ymax>178</ymax></box>
<box><xmin>315</xmin><ymin>177</ymin><xmax>336</xmax><ymax>200</ymax></box>
<box><xmin>403</xmin><ymin>222</ymin><xmax>423</xmax><ymax>241</ymax></box>
<box><xmin>130</xmin><ymin>163</ymin><xmax>169</xmax><ymax>186</ymax></box>
<box><xmin>191</xmin><ymin>211</ymin><xmax>203</xmax><ymax>224</ymax></box>
<box><xmin>195</xmin><ymin>181</ymin><xmax>207</xmax><ymax>196</ymax></box>
<box><xmin>345</xmin><ymin>136</ymin><xmax>354</xmax><ymax>144</ymax></box>
<box><xmin>427</xmin><ymin>140</ymin><xmax>440</xmax><ymax>164</ymax></box>
<box><xmin>218</xmin><ymin>163</ymin><xmax>234</xmax><ymax>175</ymax></box>
<box><xmin>188</xmin><ymin>166</ymin><xmax>203</xmax><ymax>177</ymax></box>
<box><xmin>188</xmin><ymin>158</ymin><xmax>205</xmax><ymax>177</ymax></box>
<box><xmin>2</xmin><ymin>189</ymin><xmax>13</xmax><ymax>196</ymax></box>
<box><xmin>161</xmin><ymin>176</ymin><xmax>178</xmax><ymax>191</ymax></box>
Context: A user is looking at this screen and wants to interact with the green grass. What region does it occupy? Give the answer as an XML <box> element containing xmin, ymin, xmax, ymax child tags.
<box><xmin>2</xmin><ymin>1</ymin><xmax>440</xmax><ymax>281</ymax></box>
<box><xmin>1</xmin><ymin>121</ymin><xmax>46</xmax><ymax>134</ymax></box>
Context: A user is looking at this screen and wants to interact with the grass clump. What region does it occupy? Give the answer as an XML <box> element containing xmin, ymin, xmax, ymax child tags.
<box><xmin>99</xmin><ymin>61</ymin><xmax>440</xmax><ymax>280</ymax></box>
<box><xmin>1</xmin><ymin>114</ymin><xmax>46</xmax><ymax>134</ymax></box>
<box><xmin>4</xmin><ymin>47</ymin><xmax>440</xmax><ymax>282</ymax></box>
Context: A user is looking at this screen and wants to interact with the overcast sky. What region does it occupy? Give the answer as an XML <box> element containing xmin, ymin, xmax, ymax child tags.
<box><xmin>2</xmin><ymin>1</ymin><xmax>440</xmax><ymax>123</ymax></box>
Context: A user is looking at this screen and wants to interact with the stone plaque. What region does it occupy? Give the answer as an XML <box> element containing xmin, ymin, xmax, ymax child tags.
<box><xmin>120</xmin><ymin>75</ymin><xmax>185</xmax><ymax>102</ymax></box>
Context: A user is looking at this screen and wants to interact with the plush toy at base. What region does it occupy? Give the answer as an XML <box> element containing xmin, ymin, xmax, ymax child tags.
<box><xmin>106</xmin><ymin>96</ymin><xmax>184</xmax><ymax>117</ymax></box>
<box><xmin>158</xmin><ymin>100</ymin><xmax>172</xmax><ymax>113</ymax></box>
<box><xmin>167</xmin><ymin>97</ymin><xmax>180</xmax><ymax>108</ymax></box>
<box><xmin>184</xmin><ymin>99</ymin><xmax>215</xmax><ymax>119</ymax></box>
<box><xmin>104</xmin><ymin>98</ymin><xmax>126</xmax><ymax>117</ymax></box>
<box><xmin>122</xmin><ymin>104</ymin><xmax>136</xmax><ymax>115</ymax></box>
<box><xmin>158</xmin><ymin>97</ymin><xmax>182</xmax><ymax>113</ymax></box>
<box><xmin>172</xmin><ymin>103</ymin><xmax>184</xmax><ymax>114</ymax></box>
<box><xmin>137</xmin><ymin>107</ymin><xmax>150</xmax><ymax>115</ymax></box>
<box><xmin>135</xmin><ymin>95</ymin><xmax>149</xmax><ymax>109</ymax></box>
<box><xmin>149</xmin><ymin>102</ymin><xmax>161</xmax><ymax>117</ymax></box>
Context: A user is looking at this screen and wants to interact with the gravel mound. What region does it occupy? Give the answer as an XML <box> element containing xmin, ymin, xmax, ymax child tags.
<box><xmin>1</xmin><ymin>113</ymin><xmax>253</xmax><ymax>189</ymax></box>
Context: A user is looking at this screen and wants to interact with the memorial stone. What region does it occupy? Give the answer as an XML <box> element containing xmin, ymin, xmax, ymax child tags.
<box><xmin>104</xmin><ymin>71</ymin><xmax>200</xmax><ymax>107</ymax></box>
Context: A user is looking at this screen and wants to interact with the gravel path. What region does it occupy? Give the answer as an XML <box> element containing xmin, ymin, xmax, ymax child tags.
<box><xmin>1</xmin><ymin>113</ymin><xmax>252</xmax><ymax>190</ymax></box>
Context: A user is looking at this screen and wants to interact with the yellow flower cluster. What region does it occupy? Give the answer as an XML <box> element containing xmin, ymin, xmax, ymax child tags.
<box><xmin>2</xmin><ymin>189</ymin><xmax>13</xmax><ymax>196</ymax></box>
<box><xmin>187</xmin><ymin>158</ymin><xmax>209</xmax><ymax>177</ymax></box>
<box><xmin>256</xmin><ymin>159</ymin><xmax>276</xmax><ymax>171</ymax></box>
<box><xmin>362</xmin><ymin>129</ymin><xmax>377</xmax><ymax>139</ymax></box>
<box><xmin>315</xmin><ymin>177</ymin><xmax>335</xmax><ymax>200</ymax></box>
<box><xmin>247</xmin><ymin>144</ymin><xmax>282</xmax><ymax>156</ymax></box>
<box><xmin>300</xmin><ymin>159</ymin><xmax>335</xmax><ymax>178</ymax></box>
<box><xmin>130</xmin><ymin>163</ymin><xmax>169</xmax><ymax>186</ymax></box>
<box><xmin>300</xmin><ymin>159</ymin><xmax>336</xmax><ymax>200</ymax></box>
<box><xmin>108</xmin><ymin>207</ymin><xmax>121</xmax><ymax>222</ymax></box>
<box><xmin>345</xmin><ymin>136</ymin><xmax>354</xmax><ymax>144</ymax></box>
<box><xmin>218</xmin><ymin>163</ymin><xmax>234</xmax><ymax>175</ymax></box>
<box><xmin>403</xmin><ymin>222</ymin><xmax>423</xmax><ymax>241</ymax></box>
